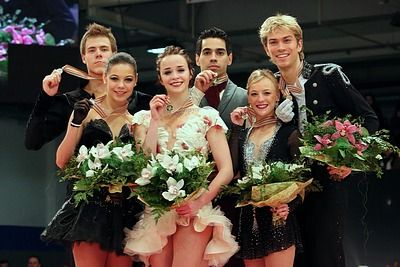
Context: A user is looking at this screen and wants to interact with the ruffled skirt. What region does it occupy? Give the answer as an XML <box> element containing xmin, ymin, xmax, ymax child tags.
<box><xmin>41</xmin><ymin>187</ymin><xmax>143</xmax><ymax>255</ymax></box>
<box><xmin>124</xmin><ymin>203</ymin><xmax>239</xmax><ymax>266</ymax></box>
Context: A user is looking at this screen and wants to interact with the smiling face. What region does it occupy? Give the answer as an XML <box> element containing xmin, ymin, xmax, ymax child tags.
<box><xmin>196</xmin><ymin>38</ymin><xmax>232</xmax><ymax>76</ymax></box>
<box><xmin>81</xmin><ymin>36</ymin><xmax>114</xmax><ymax>77</ymax></box>
<box><xmin>248</xmin><ymin>76</ymin><xmax>280</xmax><ymax>119</ymax></box>
<box><xmin>159</xmin><ymin>54</ymin><xmax>192</xmax><ymax>95</ymax></box>
<box><xmin>263</xmin><ymin>27</ymin><xmax>303</xmax><ymax>71</ymax></box>
<box><xmin>104</xmin><ymin>63</ymin><xmax>137</xmax><ymax>103</ymax></box>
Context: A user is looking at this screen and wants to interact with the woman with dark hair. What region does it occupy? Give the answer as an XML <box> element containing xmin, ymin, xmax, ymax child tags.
<box><xmin>42</xmin><ymin>52</ymin><xmax>143</xmax><ymax>267</ymax></box>
<box><xmin>124</xmin><ymin>46</ymin><xmax>238</xmax><ymax>267</ymax></box>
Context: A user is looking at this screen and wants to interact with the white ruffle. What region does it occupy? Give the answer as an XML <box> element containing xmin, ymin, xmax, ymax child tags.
<box><xmin>124</xmin><ymin>203</ymin><xmax>239</xmax><ymax>267</ymax></box>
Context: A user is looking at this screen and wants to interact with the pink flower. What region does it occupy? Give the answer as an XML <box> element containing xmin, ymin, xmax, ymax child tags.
<box><xmin>321</xmin><ymin>120</ymin><xmax>334</xmax><ymax>128</ymax></box>
<box><xmin>313</xmin><ymin>134</ymin><xmax>332</xmax><ymax>150</ymax></box>
<box><xmin>354</xmin><ymin>141</ymin><xmax>368</xmax><ymax>156</ymax></box>
<box><xmin>22</xmin><ymin>35</ymin><xmax>33</xmax><ymax>45</ymax></box>
<box><xmin>35</xmin><ymin>29</ymin><xmax>46</xmax><ymax>45</ymax></box>
<box><xmin>21</xmin><ymin>27</ymin><xmax>34</xmax><ymax>35</ymax></box>
<box><xmin>327</xmin><ymin>165</ymin><xmax>352</xmax><ymax>180</ymax></box>
<box><xmin>331</xmin><ymin>120</ymin><xmax>358</xmax><ymax>145</ymax></box>
<box><xmin>0</xmin><ymin>45</ymin><xmax>7</xmax><ymax>61</ymax></box>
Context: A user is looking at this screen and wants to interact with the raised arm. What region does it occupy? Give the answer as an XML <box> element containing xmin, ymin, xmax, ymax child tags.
<box><xmin>56</xmin><ymin>112</ymin><xmax>84</xmax><ymax>168</ymax></box>
<box><xmin>25</xmin><ymin>92</ymin><xmax>72</xmax><ymax>150</ymax></box>
<box><xmin>56</xmin><ymin>99</ymin><xmax>92</xmax><ymax>168</ymax></box>
<box><xmin>138</xmin><ymin>95</ymin><xmax>167</xmax><ymax>155</ymax></box>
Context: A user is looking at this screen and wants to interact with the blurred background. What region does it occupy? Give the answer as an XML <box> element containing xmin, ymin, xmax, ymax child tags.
<box><xmin>0</xmin><ymin>0</ymin><xmax>399</xmax><ymax>266</ymax></box>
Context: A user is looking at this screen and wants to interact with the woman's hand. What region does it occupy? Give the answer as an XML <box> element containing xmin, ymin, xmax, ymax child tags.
<box><xmin>175</xmin><ymin>199</ymin><xmax>204</xmax><ymax>218</ymax></box>
<box><xmin>149</xmin><ymin>94</ymin><xmax>168</xmax><ymax>121</ymax></box>
<box><xmin>230</xmin><ymin>106</ymin><xmax>248</xmax><ymax>126</ymax></box>
<box><xmin>271</xmin><ymin>203</ymin><xmax>290</xmax><ymax>221</ymax></box>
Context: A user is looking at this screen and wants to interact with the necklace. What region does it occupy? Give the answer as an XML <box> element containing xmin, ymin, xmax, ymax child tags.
<box><xmin>212</xmin><ymin>73</ymin><xmax>228</xmax><ymax>86</ymax></box>
<box><xmin>165</xmin><ymin>97</ymin><xmax>194</xmax><ymax>115</ymax></box>
<box><xmin>90</xmin><ymin>95</ymin><xmax>129</xmax><ymax>120</ymax></box>
<box><xmin>246</xmin><ymin>106</ymin><xmax>277</xmax><ymax>128</ymax></box>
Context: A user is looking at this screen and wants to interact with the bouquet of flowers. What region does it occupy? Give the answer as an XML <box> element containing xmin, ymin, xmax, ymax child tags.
<box><xmin>133</xmin><ymin>150</ymin><xmax>214</xmax><ymax>220</ymax></box>
<box><xmin>223</xmin><ymin>161</ymin><xmax>313</xmax><ymax>226</ymax></box>
<box><xmin>299</xmin><ymin>113</ymin><xmax>400</xmax><ymax>180</ymax></box>
<box><xmin>59</xmin><ymin>139</ymin><xmax>148</xmax><ymax>205</ymax></box>
<box><xmin>0</xmin><ymin>5</ymin><xmax>73</xmax><ymax>77</ymax></box>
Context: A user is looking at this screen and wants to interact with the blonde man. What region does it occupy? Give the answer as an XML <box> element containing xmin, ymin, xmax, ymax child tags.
<box><xmin>259</xmin><ymin>14</ymin><xmax>378</xmax><ymax>267</ymax></box>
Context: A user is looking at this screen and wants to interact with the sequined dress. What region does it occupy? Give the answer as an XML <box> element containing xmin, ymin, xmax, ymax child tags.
<box><xmin>124</xmin><ymin>106</ymin><xmax>239</xmax><ymax>267</ymax></box>
<box><xmin>232</xmin><ymin>123</ymin><xmax>303</xmax><ymax>259</ymax></box>
<box><xmin>41</xmin><ymin>119</ymin><xmax>144</xmax><ymax>255</ymax></box>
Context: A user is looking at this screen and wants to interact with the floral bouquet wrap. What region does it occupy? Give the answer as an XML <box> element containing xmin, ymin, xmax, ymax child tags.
<box><xmin>59</xmin><ymin>139</ymin><xmax>148</xmax><ymax>205</ymax></box>
<box><xmin>133</xmin><ymin>149</ymin><xmax>214</xmax><ymax>220</ymax></box>
<box><xmin>299</xmin><ymin>113</ymin><xmax>400</xmax><ymax>180</ymax></box>
<box><xmin>223</xmin><ymin>161</ymin><xmax>312</xmax><ymax>226</ymax></box>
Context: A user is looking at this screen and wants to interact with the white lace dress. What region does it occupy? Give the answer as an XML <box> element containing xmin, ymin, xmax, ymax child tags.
<box><xmin>124</xmin><ymin>106</ymin><xmax>239</xmax><ymax>267</ymax></box>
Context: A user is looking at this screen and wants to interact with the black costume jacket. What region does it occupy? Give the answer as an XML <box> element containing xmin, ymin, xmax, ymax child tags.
<box><xmin>282</xmin><ymin>61</ymin><xmax>379</xmax><ymax>267</ymax></box>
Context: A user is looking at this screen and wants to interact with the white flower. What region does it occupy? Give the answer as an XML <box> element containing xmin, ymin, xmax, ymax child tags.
<box><xmin>162</xmin><ymin>177</ymin><xmax>186</xmax><ymax>201</ymax></box>
<box><xmin>237</xmin><ymin>176</ymin><xmax>251</xmax><ymax>184</ymax></box>
<box><xmin>85</xmin><ymin>169</ymin><xmax>95</xmax><ymax>177</ymax></box>
<box><xmin>135</xmin><ymin>165</ymin><xmax>156</xmax><ymax>186</ymax></box>
<box><xmin>112</xmin><ymin>144</ymin><xmax>134</xmax><ymax>161</ymax></box>
<box><xmin>88</xmin><ymin>157</ymin><xmax>102</xmax><ymax>170</ymax></box>
<box><xmin>90</xmin><ymin>143</ymin><xmax>111</xmax><ymax>159</ymax></box>
<box><xmin>158</xmin><ymin>154</ymin><xmax>181</xmax><ymax>174</ymax></box>
<box><xmin>183</xmin><ymin>156</ymin><xmax>200</xmax><ymax>171</ymax></box>
<box><xmin>252</xmin><ymin>165</ymin><xmax>264</xmax><ymax>180</ymax></box>
<box><xmin>375</xmin><ymin>154</ymin><xmax>383</xmax><ymax>160</ymax></box>
<box><xmin>288</xmin><ymin>163</ymin><xmax>304</xmax><ymax>172</ymax></box>
<box><xmin>76</xmin><ymin>145</ymin><xmax>89</xmax><ymax>165</ymax></box>
<box><xmin>176</xmin><ymin>162</ymin><xmax>183</xmax><ymax>173</ymax></box>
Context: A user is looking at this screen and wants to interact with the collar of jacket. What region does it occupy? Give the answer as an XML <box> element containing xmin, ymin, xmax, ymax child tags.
<box><xmin>274</xmin><ymin>60</ymin><xmax>315</xmax><ymax>80</ymax></box>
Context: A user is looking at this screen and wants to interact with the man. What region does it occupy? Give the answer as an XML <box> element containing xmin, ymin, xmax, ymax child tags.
<box><xmin>259</xmin><ymin>14</ymin><xmax>379</xmax><ymax>267</ymax></box>
<box><xmin>27</xmin><ymin>256</ymin><xmax>41</xmax><ymax>267</ymax></box>
<box><xmin>190</xmin><ymin>27</ymin><xmax>247</xmax><ymax>267</ymax></box>
<box><xmin>25</xmin><ymin>23</ymin><xmax>151</xmax><ymax>150</ymax></box>
<box><xmin>190</xmin><ymin>27</ymin><xmax>247</xmax><ymax>129</ymax></box>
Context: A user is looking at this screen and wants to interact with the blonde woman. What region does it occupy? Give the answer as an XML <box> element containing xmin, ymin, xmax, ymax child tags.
<box><xmin>230</xmin><ymin>69</ymin><xmax>302</xmax><ymax>267</ymax></box>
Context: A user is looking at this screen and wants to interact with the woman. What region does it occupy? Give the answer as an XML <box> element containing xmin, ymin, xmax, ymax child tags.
<box><xmin>124</xmin><ymin>46</ymin><xmax>238</xmax><ymax>267</ymax></box>
<box><xmin>41</xmin><ymin>52</ymin><xmax>143</xmax><ymax>267</ymax></box>
<box><xmin>229</xmin><ymin>69</ymin><xmax>302</xmax><ymax>267</ymax></box>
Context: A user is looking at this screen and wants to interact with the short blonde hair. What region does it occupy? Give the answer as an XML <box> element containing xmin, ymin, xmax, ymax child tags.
<box><xmin>246</xmin><ymin>69</ymin><xmax>279</xmax><ymax>93</ymax></box>
<box><xmin>259</xmin><ymin>14</ymin><xmax>304</xmax><ymax>60</ymax></box>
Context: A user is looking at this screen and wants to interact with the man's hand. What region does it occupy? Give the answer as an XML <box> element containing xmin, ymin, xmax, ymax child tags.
<box><xmin>194</xmin><ymin>70</ymin><xmax>218</xmax><ymax>93</ymax></box>
<box><xmin>275</xmin><ymin>99</ymin><xmax>294</xmax><ymax>123</ymax></box>
<box><xmin>42</xmin><ymin>68</ymin><xmax>63</xmax><ymax>96</ymax></box>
